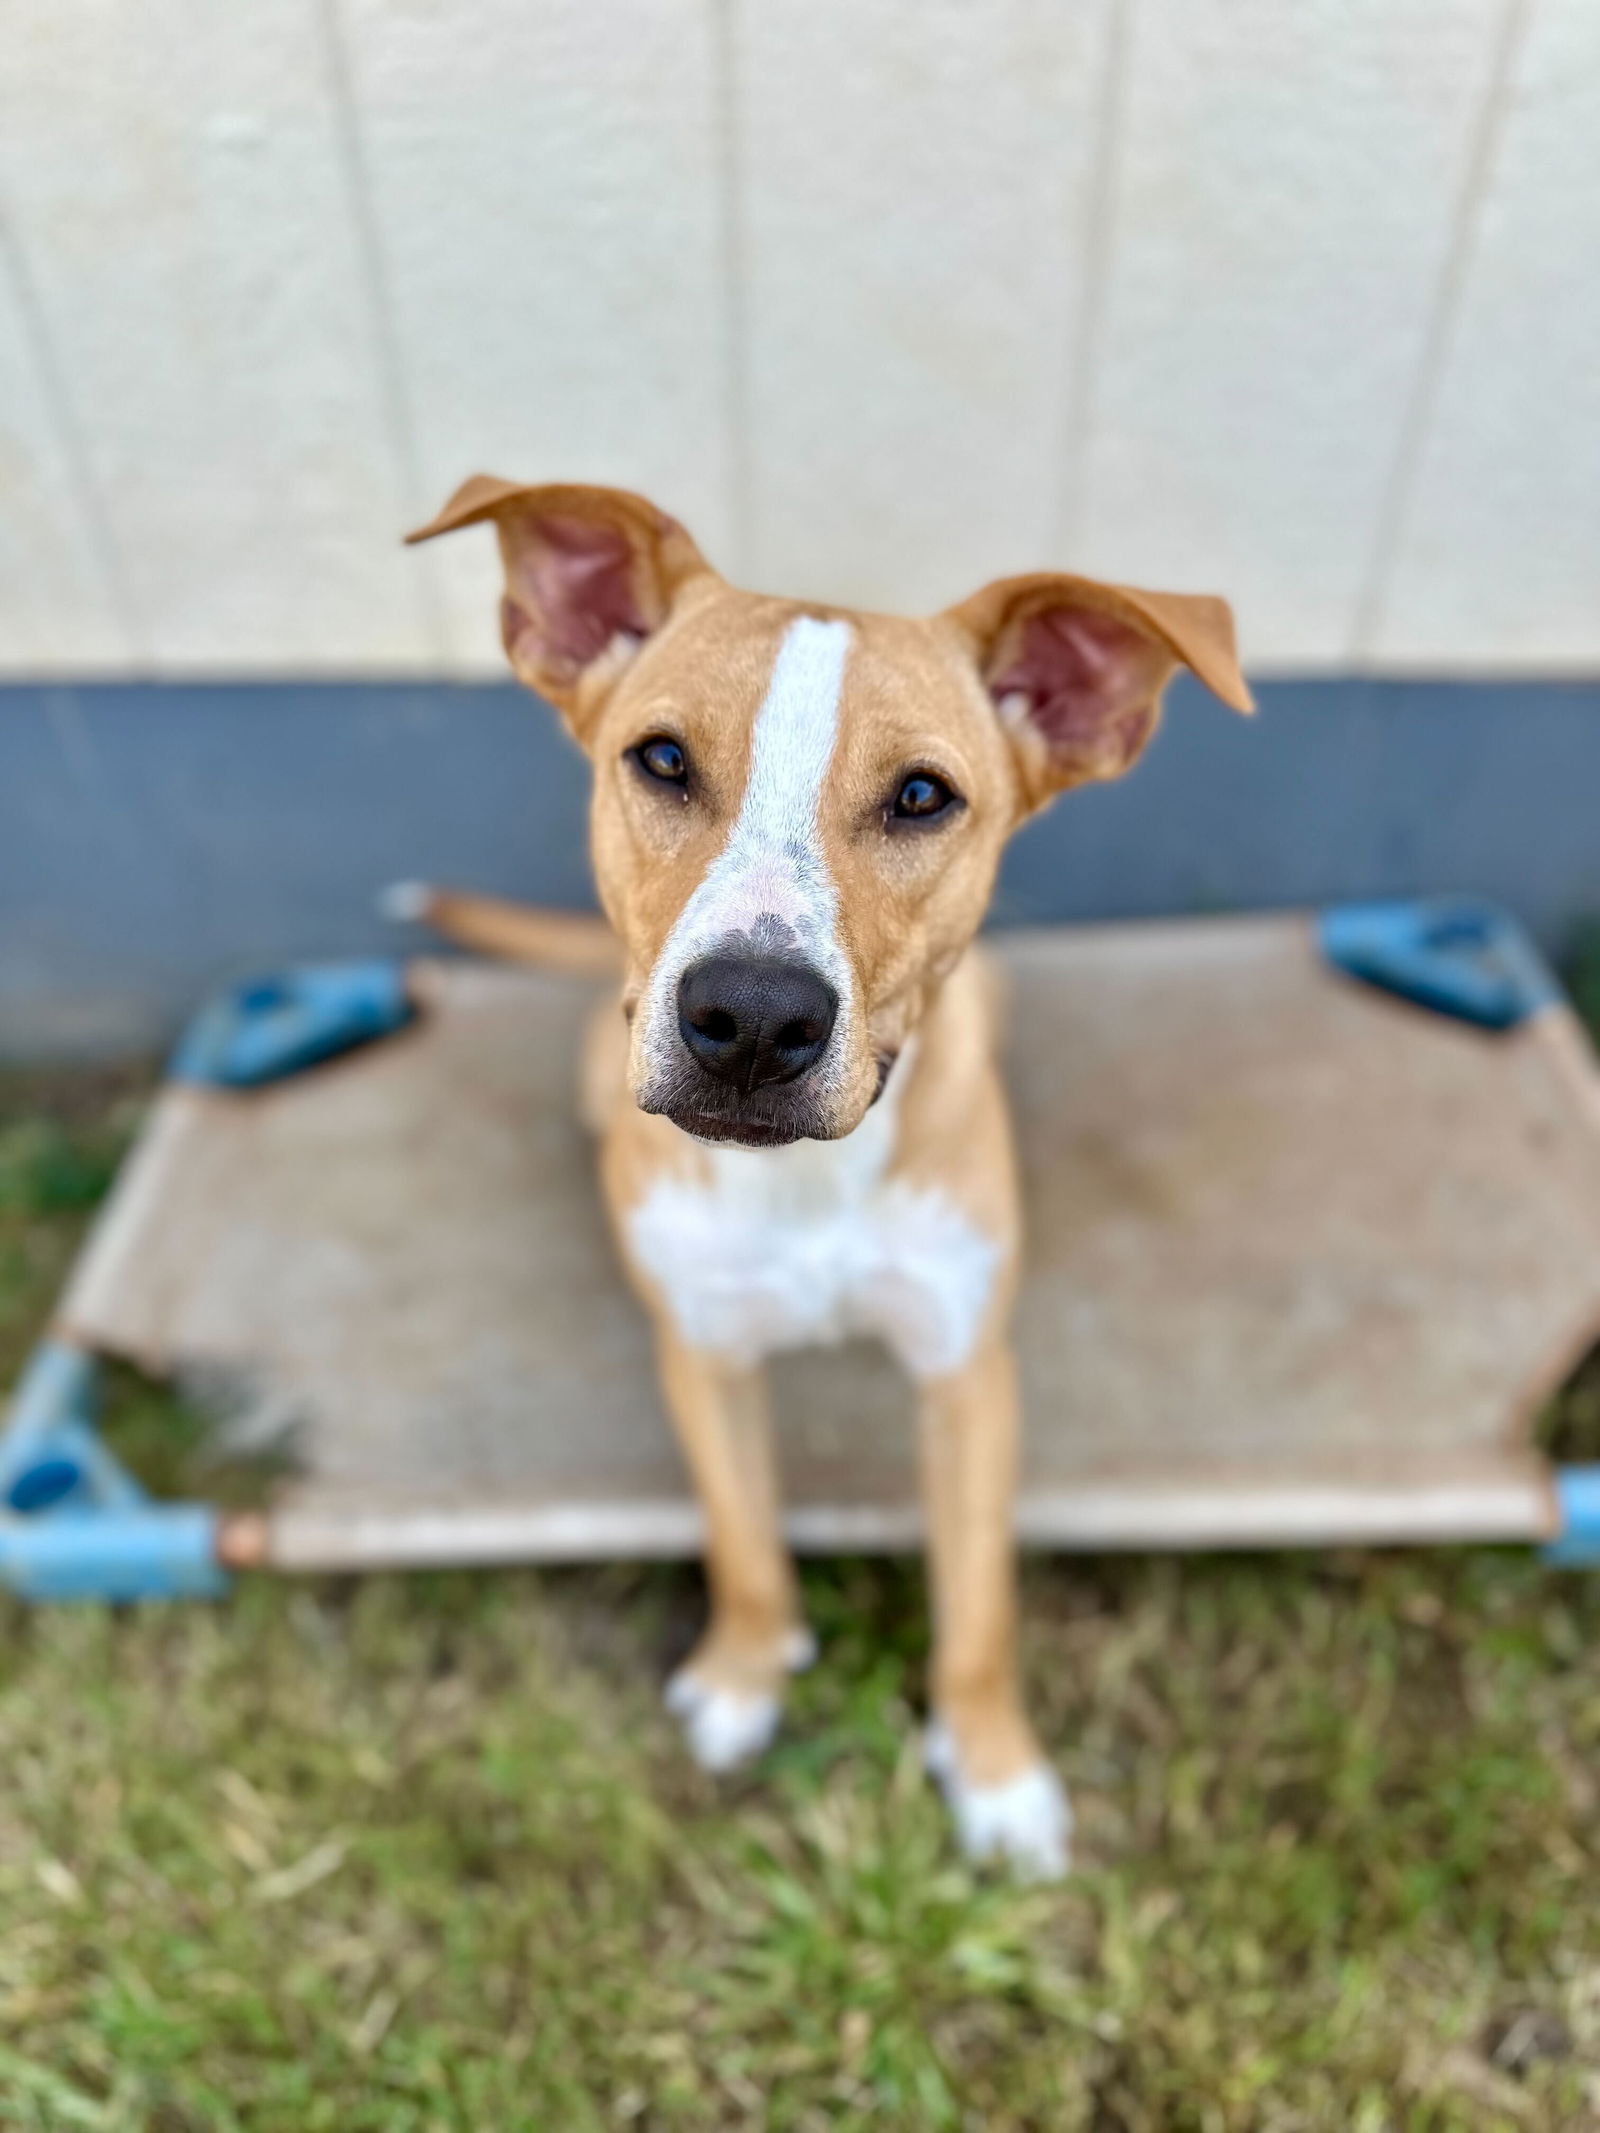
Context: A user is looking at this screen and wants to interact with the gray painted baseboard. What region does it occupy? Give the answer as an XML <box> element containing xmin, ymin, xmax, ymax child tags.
<box><xmin>3</xmin><ymin>674</ymin><xmax>1597</xmax><ymax>1058</ymax></box>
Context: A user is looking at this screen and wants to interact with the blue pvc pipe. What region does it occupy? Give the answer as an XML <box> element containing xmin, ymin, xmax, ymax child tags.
<box><xmin>0</xmin><ymin>1341</ymin><xmax>97</xmax><ymax>1468</ymax></box>
<box><xmin>1544</xmin><ymin>1468</ymin><xmax>1600</xmax><ymax>1566</ymax></box>
<box><xmin>1</xmin><ymin>1340</ymin><xmax>228</xmax><ymax>1600</ymax></box>
<box><xmin>0</xmin><ymin>1505</ymin><xmax>227</xmax><ymax>1602</ymax></box>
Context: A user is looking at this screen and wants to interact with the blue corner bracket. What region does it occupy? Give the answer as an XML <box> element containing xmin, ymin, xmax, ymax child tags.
<box><xmin>170</xmin><ymin>958</ymin><xmax>413</xmax><ymax>1088</ymax></box>
<box><xmin>1317</xmin><ymin>899</ymin><xmax>1558</xmax><ymax>1031</ymax></box>
<box><xmin>0</xmin><ymin>1341</ymin><xmax>229</xmax><ymax>1602</ymax></box>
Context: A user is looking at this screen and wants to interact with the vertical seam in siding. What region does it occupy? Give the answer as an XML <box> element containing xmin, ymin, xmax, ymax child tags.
<box><xmin>1348</xmin><ymin>0</ymin><xmax>1534</xmax><ymax>665</ymax></box>
<box><xmin>0</xmin><ymin>207</ymin><xmax>147</xmax><ymax>668</ymax></box>
<box><xmin>315</xmin><ymin>0</ymin><xmax>455</xmax><ymax>668</ymax></box>
<box><xmin>1055</xmin><ymin>0</ymin><xmax>1131</xmax><ymax>564</ymax></box>
<box><xmin>710</xmin><ymin>0</ymin><xmax>753</xmax><ymax>581</ymax></box>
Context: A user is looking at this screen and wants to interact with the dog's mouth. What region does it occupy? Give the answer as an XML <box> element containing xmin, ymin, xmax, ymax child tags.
<box><xmin>674</xmin><ymin>1111</ymin><xmax>812</xmax><ymax>1150</ymax></box>
<box><xmin>640</xmin><ymin>1057</ymin><xmax>837</xmax><ymax>1150</ymax></box>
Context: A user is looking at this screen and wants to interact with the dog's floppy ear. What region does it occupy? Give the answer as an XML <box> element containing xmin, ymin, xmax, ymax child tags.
<box><xmin>406</xmin><ymin>476</ymin><xmax>713</xmax><ymax>738</ymax></box>
<box><xmin>944</xmin><ymin>572</ymin><xmax>1253</xmax><ymax>815</ymax></box>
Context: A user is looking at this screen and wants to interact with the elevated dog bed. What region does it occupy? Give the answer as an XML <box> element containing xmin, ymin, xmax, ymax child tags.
<box><xmin>8</xmin><ymin>911</ymin><xmax>1600</xmax><ymax>1595</ymax></box>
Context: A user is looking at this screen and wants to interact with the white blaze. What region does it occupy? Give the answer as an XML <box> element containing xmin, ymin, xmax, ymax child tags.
<box><xmin>638</xmin><ymin>615</ymin><xmax>854</xmax><ymax>1085</ymax></box>
<box><xmin>676</xmin><ymin>614</ymin><xmax>850</xmax><ymax>954</ymax></box>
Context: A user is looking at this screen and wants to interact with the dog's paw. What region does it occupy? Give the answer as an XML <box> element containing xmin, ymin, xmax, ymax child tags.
<box><xmin>664</xmin><ymin>1627</ymin><xmax>815</xmax><ymax>1774</ymax></box>
<box><xmin>925</xmin><ymin>1718</ymin><xmax>1072</xmax><ymax>1882</ymax></box>
<box><xmin>664</xmin><ymin>1669</ymin><xmax>781</xmax><ymax>1773</ymax></box>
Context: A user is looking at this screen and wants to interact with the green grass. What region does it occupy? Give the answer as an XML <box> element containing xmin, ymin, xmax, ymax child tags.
<box><xmin>4</xmin><ymin>1058</ymin><xmax>1600</xmax><ymax>2128</ymax></box>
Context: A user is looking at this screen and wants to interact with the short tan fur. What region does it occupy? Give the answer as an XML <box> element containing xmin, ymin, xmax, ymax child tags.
<box><xmin>405</xmin><ymin>476</ymin><xmax>1251</xmax><ymax>1876</ymax></box>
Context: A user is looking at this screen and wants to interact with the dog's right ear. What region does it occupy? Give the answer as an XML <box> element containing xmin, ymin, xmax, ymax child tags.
<box><xmin>406</xmin><ymin>477</ymin><xmax>714</xmax><ymax>741</ymax></box>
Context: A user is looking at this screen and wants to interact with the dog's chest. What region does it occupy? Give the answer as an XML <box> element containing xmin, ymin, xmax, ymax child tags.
<box><xmin>625</xmin><ymin>1106</ymin><xmax>999</xmax><ymax>1381</ymax></box>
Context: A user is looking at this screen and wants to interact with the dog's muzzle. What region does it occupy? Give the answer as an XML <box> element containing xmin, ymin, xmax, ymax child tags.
<box><xmin>653</xmin><ymin>952</ymin><xmax>839</xmax><ymax>1146</ymax></box>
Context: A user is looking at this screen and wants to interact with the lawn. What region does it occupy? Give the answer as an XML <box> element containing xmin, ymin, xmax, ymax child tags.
<box><xmin>3</xmin><ymin>1031</ymin><xmax>1600</xmax><ymax>2131</ymax></box>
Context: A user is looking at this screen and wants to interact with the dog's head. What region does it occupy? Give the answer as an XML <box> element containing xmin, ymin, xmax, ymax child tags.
<box><xmin>409</xmin><ymin>477</ymin><xmax>1253</xmax><ymax>1149</ymax></box>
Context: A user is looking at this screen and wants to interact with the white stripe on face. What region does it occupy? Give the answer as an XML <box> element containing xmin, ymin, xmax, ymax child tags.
<box><xmin>638</xmin><ymin>615</ymin><xmax>853</xmax><ymax>1083</ymax></box>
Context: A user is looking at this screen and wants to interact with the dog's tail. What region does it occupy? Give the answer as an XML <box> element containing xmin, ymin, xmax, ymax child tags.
<box><xmin>379</xmin><ymin>881</ymin><xmax>623</xmax><ymax>978</ymax></box>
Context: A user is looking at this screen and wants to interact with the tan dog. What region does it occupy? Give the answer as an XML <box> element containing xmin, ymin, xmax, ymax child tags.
<box><xmin>400</xmin><ymin>477</ymin><xmax>1252</xmax><ymax>1877</ymax></box>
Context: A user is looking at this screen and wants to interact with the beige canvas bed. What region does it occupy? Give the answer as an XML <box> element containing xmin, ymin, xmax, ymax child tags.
<box><xmin>58</xmin><ymin>915</ymin><xmax>1600</xmax><ymax>1570</ymax></box>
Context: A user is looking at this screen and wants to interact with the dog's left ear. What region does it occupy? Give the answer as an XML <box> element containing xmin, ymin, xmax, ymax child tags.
<box><xmin>944</xmin><ymin>572</ymin><xmax>1254</xmax><ymax>815</ymax></box>
<box><xmin>405</xmin><ymin>476</ymin><xmax>714</xmax><ymax>740</ymax></box>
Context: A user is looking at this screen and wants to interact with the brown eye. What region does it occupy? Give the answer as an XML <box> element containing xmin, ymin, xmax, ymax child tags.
<box><xmin>891</xmin><ymin>770</ymin><xmax>959</xmax><ymax>822</ymax></box>
<box><xmin>632</xmin><ymin>736</ymin><xmax>687</xmax><ymax>787</ymax></box>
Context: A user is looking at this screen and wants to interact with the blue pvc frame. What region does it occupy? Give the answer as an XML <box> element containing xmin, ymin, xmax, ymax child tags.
<box><xmin>3</xmin><ymin>923</ymin><xmax>1599</xmax><ymax>1598</ymax></box>
<box><xmin>0</xmin><ymin>958</ymin><xmax>412</xmax><ymax>1601</ymax></box>
<box><xmin>0</xmin><ymin>1341</ymin><xmax>227</xmax><ymax>1600</ymax></box>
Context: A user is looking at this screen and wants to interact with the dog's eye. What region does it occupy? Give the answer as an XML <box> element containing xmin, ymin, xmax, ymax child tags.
<box><xmin>632</xmin><ymin>736</ymin><xmax>687</xmax><ymax>787</ymax></box>
<box><xmin>891</xmin><ymin>771</ymin><xmax>958</xmax><ymax>822</ymax></box>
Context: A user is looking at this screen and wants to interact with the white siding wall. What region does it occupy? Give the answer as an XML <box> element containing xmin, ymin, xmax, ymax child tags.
<box><xmin>0</xmin><ymin>0</ymin><xmax>1593</xmax><ymax>678</ymax></box>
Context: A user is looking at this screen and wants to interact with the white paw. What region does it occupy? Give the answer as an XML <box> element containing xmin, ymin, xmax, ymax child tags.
<box><xmin>664</xmin><ymin>1627</ymin><xmax>814</xmax><ymax>1773</ymax></box>
<box><xmin>925</xmin><ymin>1719</ymin><xmax>1072</xmax><ymax>1882</ymax></box>
<box><xmin>665</xmin><ymin>1670</ymin><xmax>781</xmax><ymax>1773</ymax></box>
<box><xmin>376</xmin><ymin>879</ymin><xmax>431</xmax><ymax>923</ymax></box>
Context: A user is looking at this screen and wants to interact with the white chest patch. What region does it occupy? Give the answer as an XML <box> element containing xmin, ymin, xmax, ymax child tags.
<box><xmin>625</xmin><ymin>1090</ymin><xmax>1001</xmax><ymax>1382</ymax></box>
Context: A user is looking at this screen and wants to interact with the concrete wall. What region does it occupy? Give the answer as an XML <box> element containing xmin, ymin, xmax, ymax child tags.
<box><xmin>3</xmin><ymin>0</ymin><xmax>1598</xmax><ymax>680</ymax></box>
<box><xmin>5</xmin><ymin>675</ymin><xmax>1598</xmax><ymax>1058</ymax></box>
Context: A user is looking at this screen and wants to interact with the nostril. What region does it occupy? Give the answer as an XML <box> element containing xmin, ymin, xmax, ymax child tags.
<box><xmin>696</xmin><ymin>1008</ymin><xmax>738</xmax><ymax>1045</ymax></box>
<box><xmin>774</xmin><ymin>1018</ymin><xmax>821</xmax><ymax>1051</ymax></box>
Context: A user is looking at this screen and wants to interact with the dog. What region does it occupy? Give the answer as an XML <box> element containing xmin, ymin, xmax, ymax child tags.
<box><xmin>397</xmin><ymin>476</ymin><xmax>1252</xmax><ymax>1877</ymax></box>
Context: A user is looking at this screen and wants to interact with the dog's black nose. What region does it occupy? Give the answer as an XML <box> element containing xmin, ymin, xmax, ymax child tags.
<box><xmin>678</xmin><ymin>955</ymin><xmax>838</xmax><ymax>1091</ymax></box>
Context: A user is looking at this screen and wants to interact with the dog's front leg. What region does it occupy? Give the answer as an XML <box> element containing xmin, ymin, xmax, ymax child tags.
<box><xmin>917</xmin><ymin>1338</ymin><xmax>1070</xmax><ymax>1879</ymax></box>
<box><xmin>655</xmin><ymin>1326</ymin><xmax>812</xmax><ymax>1773</ymax></box>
